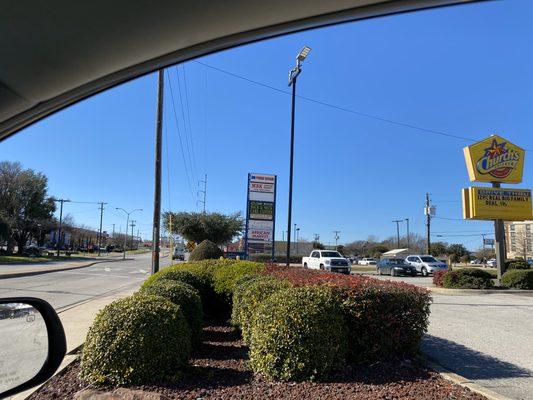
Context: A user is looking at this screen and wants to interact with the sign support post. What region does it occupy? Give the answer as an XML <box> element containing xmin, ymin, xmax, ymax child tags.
<box><xmin>492</xmin><ymin>182</ymin><xmax>507</xmax><ymax>282</ymax></box>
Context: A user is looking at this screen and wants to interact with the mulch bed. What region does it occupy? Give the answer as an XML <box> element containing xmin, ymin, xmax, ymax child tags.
<box><xmin>30</xmin><ymin>320</ymin><xmax>486</xmax><ymax>400</ymax></box>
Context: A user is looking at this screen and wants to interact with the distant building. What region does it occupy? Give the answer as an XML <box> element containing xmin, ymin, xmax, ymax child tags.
<box><xmin>504</xmin><ymin>221</ymin><xmax>533</xmax><ymax>260</ymax></box>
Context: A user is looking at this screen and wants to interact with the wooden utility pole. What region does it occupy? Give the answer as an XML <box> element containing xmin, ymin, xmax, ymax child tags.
<box><xmin>425</xmin><ymin>193</ymin><xmax>431</xmax><ymax>254</ymax></box>
<box><xmin>152</xmin><ymin>69</ymin><xmax>164</xmax><ymax>274</ymax></box>
<box><xmin>97</xmin><ymin>202</ymin><xmax>107</xmax><ymax>256</ymax></box>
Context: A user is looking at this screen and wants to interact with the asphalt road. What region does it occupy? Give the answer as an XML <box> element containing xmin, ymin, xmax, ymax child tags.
<box><xmin>372</xmin><ymin>274</ymin><xmax>533</xmax><ymax>400</ymax></box>
<box><xmin>0</xmin><ymin>253</ymin><xmax>171</xmax><ymax>312</ymax></box>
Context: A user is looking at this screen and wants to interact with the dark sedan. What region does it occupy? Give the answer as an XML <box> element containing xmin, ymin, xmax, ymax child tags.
<box><xmin>377</xmin><ymin>259</ymin><xmax>417</xmax><ymax>277</ymax></box>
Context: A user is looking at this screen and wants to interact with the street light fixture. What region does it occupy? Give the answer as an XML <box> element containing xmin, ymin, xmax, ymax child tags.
<box><xmin>115</xmin><ymin>208</ymin><xmax>143</xmax><ymax>260</ymax></box>
<box><xmin>286</xmin><ymin>45</ymin><xmax>311</xmax><ymax>267</ymax></box>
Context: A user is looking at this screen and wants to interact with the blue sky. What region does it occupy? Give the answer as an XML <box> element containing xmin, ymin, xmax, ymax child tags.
<box><xmin>2</xmin><ymin>0</ymin><xmax>533</xmax><ymax>250</ymax></box>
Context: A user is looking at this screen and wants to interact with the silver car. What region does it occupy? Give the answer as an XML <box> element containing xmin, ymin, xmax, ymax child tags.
<box><xmin>405</xmin><ymin>255</ymin><xmax>448</xmax><ymax>276</ymax></box>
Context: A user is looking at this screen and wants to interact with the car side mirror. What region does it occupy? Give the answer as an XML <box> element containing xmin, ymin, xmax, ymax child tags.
<box><xmin>0</xmin><ymin>297</ymin><xmax>66</xmax><ymax>398</ymax></box>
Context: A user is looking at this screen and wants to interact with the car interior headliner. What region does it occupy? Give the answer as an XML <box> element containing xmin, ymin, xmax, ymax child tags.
<box><xmin>0</xmin><ymin>0</ymin><xmax>484</xmax><ymax>140</ymax></box>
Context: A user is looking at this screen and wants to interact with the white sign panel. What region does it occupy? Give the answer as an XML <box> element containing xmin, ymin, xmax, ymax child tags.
<box><xmin>249</xmin><ymin>181</ymin><xmax>274</xmax><ymax>193</ymax></box>
<box><xmin>249</xmin><ymin>220</ymin><xmax>274</xmax><ymax>230</ymax></box>
<box><xmin>249</xmin><ymin>190</ymin><xmax>274</xmax><ymax>202</ymax></box>
<box><xmin>248</xmin><ymin>228</ymin><xmax>273</xmax><ymax>242</ymax></box>
<box><xmin>250</xmin><ymin>174</ymin><xmax>275</xmax><ymax>184</ymax></box>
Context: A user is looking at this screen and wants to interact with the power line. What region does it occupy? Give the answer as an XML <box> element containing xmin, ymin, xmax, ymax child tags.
<box><xmin>166</xmin><ymin>69</ymin><xmax>196</xmax><ymax>202</ymax></box>
<box><xmin>194</xmin><ymin>61</ymin><xmax>482</xmax><ymax>145</ymax></box>
<box><xmin>181</xmin><ymin>64</ymin><xmax>200</xmax><ymax>180</ymax></box>
<box><xmin>175</xmin><ymin>66</ymin><xmax>198</xmax><ymax>184</ymax></box>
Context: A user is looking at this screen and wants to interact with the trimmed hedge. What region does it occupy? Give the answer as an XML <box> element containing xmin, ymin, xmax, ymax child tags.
<box><xmin>501</xmin><ymin>269</ymin><xmax>533</xmax><ymax>289</ymax></box>
<box><xmin>80</xmin><ymin>295</ymin><xmax>191</xmax><ymax>385</ymax></box>
<box><xmin>442</xmin><ymin>268</ymin><xmax>493</xmax><ymax>289</ymax></box>
<box><xmin>262</xmin><ymin>265</ymin><xmax>431</xmax><ymax>363</ymax></box>
<box><xmin>212</xmin><ymin>261</ymin><xmax>265</xmax><ymax>304</ymax></box>
<box><xmin>232</xmin><ymin>276</ymin><xmax>291</xmax><ymax>344</ymax></box>
<box><xmin>505</xmin><ymin>260</ymin><xmax>531</xmax><ymax>270</ymax></box>
<box><xmin>138</xmin><ymin>280</ymin><xmax>203</xmax><ymax>346</ymax></box>
<box><xmin>141</xmin><ymin>268</ymin><xmax>204</xmax><ymax>293</ymax></box>
<box><xmin>188</xmin><ymin>239</ymin><xmax>223</xmax><ymax>261</ymax></box>
<box><xmin>249</xmin><ymin>286</ymin><xmax>347</xmax><ymax>381</ymax></box>
<box><xmin>432</xmin><ymin>270</ymin><xmax>447</xmax><ymax>287</ymax></box>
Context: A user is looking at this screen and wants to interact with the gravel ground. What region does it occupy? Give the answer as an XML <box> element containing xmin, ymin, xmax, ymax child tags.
<box><xmin>30</xmin><ymin>321</ymin><xmax>486</xmax><ymax>400</ymax></box>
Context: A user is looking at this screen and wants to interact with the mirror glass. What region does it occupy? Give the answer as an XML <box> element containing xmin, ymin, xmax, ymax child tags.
<box><xmin>0</xmin><ymin>303</ymin><xmax>48</xmax><ymax>393</ymax></box>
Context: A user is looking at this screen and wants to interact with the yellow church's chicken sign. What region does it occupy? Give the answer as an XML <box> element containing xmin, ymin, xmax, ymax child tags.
<box><xmin>463</xmin><ymin>187</ymin><xmax>532</xmax><ymax>221</ymax></box>
<box><xmin>463</xmin><ymin>135</ymin><xmax>525</xmax><ymax>184</ymax></box>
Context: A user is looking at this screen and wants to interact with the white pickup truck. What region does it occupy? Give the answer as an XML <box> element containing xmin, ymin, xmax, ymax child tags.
<box><xmin>302</xmin><ymin>250</ymin><xmax>351</xmax><ymax>274</ymax></box>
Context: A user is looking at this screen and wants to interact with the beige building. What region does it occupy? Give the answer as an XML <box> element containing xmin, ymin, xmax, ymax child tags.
<box><xmin>504</xmin><ymin>220</ymin><xmax>533</xmax><ymax>260</ymax></box>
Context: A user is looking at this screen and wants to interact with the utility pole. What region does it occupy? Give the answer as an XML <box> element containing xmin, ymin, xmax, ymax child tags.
<box><xmin>198</xmin><ymin>174</ymin><xmax>207</xmax><ymax>213</ymax></box>
<box><xmin>286</xmin><ymin>46</ymin><xmax>311</xmax><ymax>267</ymax></box>
<box><xmin>54</xmin><ymin>199</ymin><xmax>71</xmax><ymax>257</ymax></box>
<box><xmin>492</xmin><ymin>182</ymin><xmax>507</xmax><ymax>281</ymax></box>
<box><xmin>313</xmin><ymin>233</ymin><xmax>320</xmax><ymax>245</ymax></box>
<box><xmin>333</xmin><ymin>231</ymin><xmax>340</xmax><ymax>250</ymax></box>
<box><xmin>112</xmin><ymin>224</ymin><xmax>115</xmax><ymax>239</ymax></box>
<box><xmin>392</xmin><ymin>220</ymin><xmax>402</xmax><ymax>248</ymax></box>
<box><xmin>152</xmin><ymin>69</ymin><xmax>164</xmax><ymax>274</ymax></box>
<box><xmin>97</xmin><ymin>202</ymin><xmax>107</xmax><ymax>256</ymax></box>
<box><xmin>425</xmin><ymin>193</ymin><xmax>431</xmax><ymax>254</ymax></box>
<box><xmin>405</xmin><ymin>218</ymin><xmax>410</xmax><ymax>249</ymax></box>
<box><xmin>296</xmin><ymin>227</ymin><xmax>300</xmax><ymax>255</ymax></box>
<box><xmin>169</xmin><ymin>213</ymin><xmax>174</xmax><ymax>257</ymax></box>
<box><xmin>481</xmin><ymin>233</ymin><xmax>487</xmax><ymax>261</ymax></box>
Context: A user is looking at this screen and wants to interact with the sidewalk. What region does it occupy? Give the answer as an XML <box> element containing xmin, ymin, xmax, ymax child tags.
<box><xmin>0</xmin><ymin>254</ymin><xmax>126</xmax><ymax>279</ymax></box>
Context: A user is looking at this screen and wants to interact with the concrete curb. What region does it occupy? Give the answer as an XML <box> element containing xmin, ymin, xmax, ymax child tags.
<box><xmin>0</xmin><ymin>257</ymin><xmax>132</xmax><ymax>280</ymax></box>
<box><xmin>426</xmin><ymin>359</ymin><xmax>513</xmax><ymax>400</ymax></box>
<box><xmin>429</xmin><ymin>287</ymin><xmax>533</xmax><ymax>296</ymax></box>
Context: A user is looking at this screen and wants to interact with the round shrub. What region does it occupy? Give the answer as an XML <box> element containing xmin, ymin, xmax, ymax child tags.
<box><xmin>212</xmin><ymin>261</ymin><xmax>265</xmax><ymax>304</ymax></box>
<box><xmin>249</xmin><ymin>286</ymin><xmax>347</xmax><ymax>381</ymax></box>
<box><xmin>501</xmin><ymin>269</ymin><xmax>533</xmax><ymax>289</ymax></box>
<box><xmin>80</xmin><ymin>295</ymin><xmax>191</xmax><ymax>385</ymax></box>
<box><xmin>141</xmin><ymin>268</ymin><xmax>206</xmax><ymax>300</ymax></box>
<box><xmin>442</xmin><ymin>268</ymin><xmax>494</xmax><ymax>289</ymax></box>
<box><xmin>138</xmin><ymin>280</ymin><xmax>203</xmax><ymax>346</ymax></box>
<box><xmin>188</xmin><ymin>239</ymin><xmax>223</xmax><ymax>261</ymax></box>
<box><xmin>506</xmin><ymin>260</ymin><xmax>531</xmax><ymax>270</ymax></box>
<box><xmin>232</xmin><ymin>276</ymin><xmax>291</xmax><ymax>344</ymax></box>
<box><xmin>432</xmin><ymin>270</ymin><xmax>447</xmax><ymax>287</ymax></box>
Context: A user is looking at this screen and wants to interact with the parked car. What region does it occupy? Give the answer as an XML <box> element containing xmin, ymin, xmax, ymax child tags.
<box><xmin>487</xmin><ymin>258</ymin><xmax>497</xmax><ymax>267</ymax></box>
<box><xmin>405</xmin><ymin>255</ymin><xmax>448</xmax><ymax>276</ymax></box>
<box><xmin>469</xmin><ymin>259</ymin><xmax>481</xmax><ymax>265</ymax></box>
<box><xmin>172</xmin><ymin>244</ymin><xmax>186</xmax><ymax>261</ymax></box>
<box><xmin>302</xmin><ymin>250</ymin><xmax>351</xmax><ymax>274</ymax></box>
<box><xmin>358</xmin><ymin>258</ymin><xmax>377</xmax><ymax>266</ymax></box>
<box><xmin>377</xmin><ymin>259</ymin><xmax>417</xmax><ymax>277</ymax></box>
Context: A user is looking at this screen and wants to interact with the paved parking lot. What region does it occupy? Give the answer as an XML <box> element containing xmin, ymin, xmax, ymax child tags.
<box><xmin>367</xmin><ymin>273</ymin><xmax>533</xmax><ymax>400</ymax></box>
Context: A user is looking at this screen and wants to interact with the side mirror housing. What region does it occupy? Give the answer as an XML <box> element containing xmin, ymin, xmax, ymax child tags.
<box><xmin>0</xmin><ymin>297</ymin><xmax>66</xmax><ymax>398</ymax></box>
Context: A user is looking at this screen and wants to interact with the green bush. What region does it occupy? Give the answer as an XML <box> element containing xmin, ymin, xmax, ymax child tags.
<box><xmin>338</xmin><ymin>284</ymin><xmax>431</xmax><ymax>363</ymax></box>
<box><xmin>188</xmin><ymin>239</ymin><xmax>223</xmax><ymax>261</ymax></box>
<box><xmin>249</xmin><ymin>286</ymin><xmax>347</xmax><ymax>381</ymax></box>
<box><xmin>172</xmin><ymin>259</ymin><xmax>237</xmax><ymax>315</ymax></box>
<box><xmin>232</xmin><ymin>276</ymin><xmax>291</xmax><ymax>344</ymax></box>
<box><xmin>80</xmin><ymin>295</ymin><xmax>191</xmax><ymax>385</ymax></box>
<box><xmin>505</xmin><ymin>260</ymin><xmax>531</xmax><ymax>270</ymax></box>
<box><xmin>501</xmin><ymin>269</ymin><xmax>533</xmax><ymax>289</ymax></box>
<box><xmin>138</xmin><ymin>280</ymin><xmax>203</xmax><ymax>346</ymax></box>
<box><xmin>442</xmin><ymin>268</ymin><xmax>494</xmax><ymax>289</ymax></box>
<box><xmin>141</xmin><ymin>267</ymin><xmax>207</xmax><ymax>305</ymax></box>
<box><xmin>212</xmin><ymin>261</ymin><xmax>265</xmax><ymax>304</ymax></box>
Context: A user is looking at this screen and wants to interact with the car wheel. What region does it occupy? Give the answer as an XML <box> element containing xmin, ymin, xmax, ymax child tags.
<box><xmin>421</xmin><ymin>267</ymin><xmax>428</xmax><ymax>277</ymax></box>
<box><xmin>303</xmin><ymin>263</ymin><xmax>308</xmax><ymax>269</ymax></box>
<box><xmin>390</xmin><ymin>268</ymin><xmax>395</xmax><ymax>277</ymax></box>
<box><xmin>319</xmin><ymin>264</ymin><xmax>324</xmax><ymax>270</ymax></box>
<box><xmin>377</xmin><ymin>267</ymin><xmax>382</xmax><ymax>275</ymax></box>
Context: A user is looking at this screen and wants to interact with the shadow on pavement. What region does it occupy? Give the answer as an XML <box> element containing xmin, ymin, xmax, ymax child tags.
<box><xmin>423</xmin><ymin>335</ymin><xmax>533</xmax><ymax>380</ymax></box>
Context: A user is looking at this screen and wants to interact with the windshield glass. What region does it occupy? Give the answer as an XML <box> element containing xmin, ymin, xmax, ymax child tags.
<box><xmin>420</xmin><ymin>256</ymin><xmax>438</xmax><ymax>263</ymax></box>
<box><xmin>389</xmin><ymin>259</ymin><xmax>406</xmax><ymax>265</ymax></box>
<box><xmin>321</xmin><ymin>251</ymin><xmax>342</xmax><ymax>258</ymax></box>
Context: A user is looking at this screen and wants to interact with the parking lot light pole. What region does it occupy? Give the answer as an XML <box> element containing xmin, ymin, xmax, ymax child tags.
<box><xmin>405</xmin><ymin>218</ymin><xmax>410</xmax><ymax>249</ymax></box>
<box><xmin>115</xmin><ymin>208</ymin><xmax>142</xmax><ymax>260</ymax></box>
<box><xmin>286</xmin><ymin>45</ymin><xmax>311</xmax><ymax>267</ymax></box>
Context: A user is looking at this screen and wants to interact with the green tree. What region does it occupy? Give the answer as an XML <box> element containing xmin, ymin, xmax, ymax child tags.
<box><xmin>163</xmin><ymin>211</ymin><xmax>243</xmax><ymax>245</ymax></box>
<box><xmin>430</xmin><ymin>242</ymin><xmax>448</xmax><ymax>256</ymax></box>
<box><xmin>0</xmin><ymin>161</ymin><xmax>56</xmax><ymax>254</ymax></box>
<box><xmin>447</xmin><ymin>243</ymin><xmax>469</xmax><ymax>260</ymax></box>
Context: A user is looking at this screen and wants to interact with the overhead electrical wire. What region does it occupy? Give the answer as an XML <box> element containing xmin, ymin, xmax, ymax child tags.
<box><xmin>165</xmin><ymin>69</ymin><xmax>196</xmax><ymax>202</ymax></box>
<box><xmin>194</xmin><ymin>60</ymin><xmax>531</xmax><ymax>150</ymax></box>
<box><xmin>174</xmin><ymin>66</ymin><xmax>198</xmax><ymax>185</ymax></box>
<box><xmin>181</xmin><ymin>64</ymin><xmax>200</xmax><ymax>182</ymax></box>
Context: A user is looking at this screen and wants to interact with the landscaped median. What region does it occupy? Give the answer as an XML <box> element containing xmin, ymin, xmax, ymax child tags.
<box><xmin>29</xmin><ymin>258</ymin><xmax>488</xmax><ymax>399</ymax></box>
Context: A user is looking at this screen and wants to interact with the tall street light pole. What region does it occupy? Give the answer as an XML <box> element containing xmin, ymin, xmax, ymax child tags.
<box><xmin>286</xmin><ymin>45</ymin><xmax>311</xmax><ymax>267</ymax></box>
<box><xmin>116</xmin><ymin>208</ymin><xmax>142</xmax><ymax>260</ymax></box>
<box><xmin>393</xmin><ymin>220</ymin><xmax>402</xmax><ymax>248</ymax></box>
<box><xmin>405</xmin><ymin>218</ymin><xmax>410</xmax><ymax>249</ymax></box>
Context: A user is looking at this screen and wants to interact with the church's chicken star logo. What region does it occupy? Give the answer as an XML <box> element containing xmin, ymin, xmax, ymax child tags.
<box><xmin>475</xmin><ymin>139</ymin><xmax>520</xmax><ymax>179</ymax></box>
